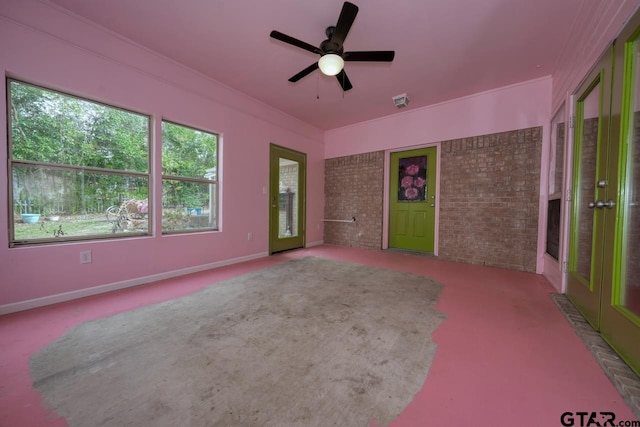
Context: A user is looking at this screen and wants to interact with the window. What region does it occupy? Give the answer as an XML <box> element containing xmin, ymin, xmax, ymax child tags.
<box><xmin>8</xmin><ymin>79</ymin><xmax>151</xmax><ymax>246</ymax></box>
<box><xmin>161</xmin><ymin>120</ymin><xmax>218</xmax><ymax>233</ymax></box>
<box><xmin>546</xmin><ymin>104</ymin><xmax>566</xmax><ymax>260</ymax></box>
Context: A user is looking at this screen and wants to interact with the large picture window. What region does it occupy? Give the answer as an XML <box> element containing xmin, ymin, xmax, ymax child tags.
<box><xmin>161</xmin><ymin>120</ymin><xmax>218</xmax><ymax>233</ymax></box>
<box><xmin>8</xmin><ymin>79</ymin><xmax>151</xmax><ymax>246</ymax></box>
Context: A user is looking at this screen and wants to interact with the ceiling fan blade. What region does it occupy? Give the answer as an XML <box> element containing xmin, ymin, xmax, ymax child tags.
<box><xmin>289</xmin><ymin>62</ymin><xmax>319</xmax><ymax>82</ymax></box>
<box><xmin>331</xmin><ymin>2</ymin><xmax>359</xmax><ymax>47</ymax></box>
<box><xmin>344</xmin><ymin>51</ymin><xmax>395</xmax><ymax>62</ymax></box>
<box><xmin>270</xmin><ymin>31</ymin><xmax>322</xmax><ymax>55</ymax></box>
<box><xmin>335</xmin><ymin>70</ymin><xmax>353</xmax><ymax>91</ymax></box>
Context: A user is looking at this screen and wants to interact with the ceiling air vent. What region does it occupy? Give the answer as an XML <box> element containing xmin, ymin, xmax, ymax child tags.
<box><xmin>392</xmin><ymin>93</ymin><xmax>409</xmax><ymax>108</ymax></box>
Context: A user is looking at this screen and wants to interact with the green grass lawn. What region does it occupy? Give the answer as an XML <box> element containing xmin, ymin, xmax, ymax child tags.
<box><xmin>13</xmin><ymin>214</ymin><xmax>146</xmax><ymax>240</ymax></box>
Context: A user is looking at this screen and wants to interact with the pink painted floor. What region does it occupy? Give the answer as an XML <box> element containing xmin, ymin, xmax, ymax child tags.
<box><xmin>1</xmin><ymin>245</ymin><xmax>637</xmax><ymax>426</ymax></box>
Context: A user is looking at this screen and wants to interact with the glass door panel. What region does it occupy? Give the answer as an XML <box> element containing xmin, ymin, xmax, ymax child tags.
<box><xmin>620</xmin><ymin>48</ymin><xmax>640</xmax><ymax>317</ymax></box>
<box><xmin>574</xmin><ymin>81</ymin><xmax>600</xmax><ymax>283</ymax></box>
<box><xmin>278</xmin><ymin>158</ymin><xmax>299</xmax><ymax>238</ymax></box>
<box><xmin>621</xmin><ymin>132</ymin><xmax>640</xmax><ymax>317</ymax></box>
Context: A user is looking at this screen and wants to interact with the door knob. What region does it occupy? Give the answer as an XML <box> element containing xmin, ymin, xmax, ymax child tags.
<box><xmin>588</xmin><ymin>200</ymin><xmax>615</xmax><ymax>209</ymax></box>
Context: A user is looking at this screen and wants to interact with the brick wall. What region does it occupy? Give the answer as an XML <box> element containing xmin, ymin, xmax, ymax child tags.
<box><xmin>323</xmin><ymin>127</ymin><xmax>543</xmax><ymax>272</ymax></box>
<box><xmin>324</xmin><ymin>152</ymin><xmax>384</xmax><ymax>249</ymax></box>
<box><xmin>438</xmin><ymin>127</ymin><xmax>542</xmax><ymax>272</ymax></box>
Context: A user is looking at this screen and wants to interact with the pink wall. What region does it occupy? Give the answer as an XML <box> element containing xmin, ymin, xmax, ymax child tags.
<box><xmin>0</xmin><ymin>1</ymin><xmax>325</xmax><ymax>310</ymax></box>
<box><xmin>324</xmin><ymin>77</ymin><xmax>552</xmax><ymax>159</ymax></box>
<box><xmin>551</xmin><ymin>0</ymin><xmax>640</xmax><ymax>114</ymax></box>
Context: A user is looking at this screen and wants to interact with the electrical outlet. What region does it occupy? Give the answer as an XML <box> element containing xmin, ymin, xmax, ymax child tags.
<box><xmin>247</xmin><ymin>232</ymin><xmax>253</xmax><ymax>241</ymax></box>
<box><xmin>80</xmin><ymin>250</ymin><xmax>92</xmax><ymax>264</ymax></box>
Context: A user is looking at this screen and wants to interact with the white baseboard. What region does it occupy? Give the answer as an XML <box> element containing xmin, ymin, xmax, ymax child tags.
<box><xmin>0</xmin><ymin>252</ymin><xmax>269</xmax><ymax>315</ymax></box>
<box><xmin>306</xmin><ymin>240</ymin><xmax>324</xmax><ymax>248</ymax></box>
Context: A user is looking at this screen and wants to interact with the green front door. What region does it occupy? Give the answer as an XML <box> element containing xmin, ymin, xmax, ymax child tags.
<box><xmin>388</xmin><ymin>147</ymin><xmax>437</xmax><ymax>252</ymax></box>
<box><xmin>269</xmin><ymin>144</ymin><xmax>306</xmax><ymax>254</ymax></box>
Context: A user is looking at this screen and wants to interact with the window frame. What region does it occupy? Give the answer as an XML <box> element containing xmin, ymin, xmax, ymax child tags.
<box><xmin>160</xmin><ymin>119</ymin><xmax>219</xmax><ymax>235</ymax></box>
<box><xmin>7</xmin><ymin>78</ymin><xmax>153</xmax><ymax>247</ymax></box>
<box><xmin>545</xmin><ymin>104</ymin><xmax>567</xmax><ymax>260</ymax></box>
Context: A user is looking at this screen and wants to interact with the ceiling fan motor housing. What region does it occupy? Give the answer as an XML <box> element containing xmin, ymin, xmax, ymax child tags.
<box><xmin>321</xmin><ymin>28</ymin><xmax>344</xmax><ymax>55</ymax></box>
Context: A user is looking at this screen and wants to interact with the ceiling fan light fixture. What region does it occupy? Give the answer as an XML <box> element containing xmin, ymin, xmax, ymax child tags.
<box><xmin>318</xmin><ymin>53</ymin><xmax>344</xmax><ymax>76</ymax></box>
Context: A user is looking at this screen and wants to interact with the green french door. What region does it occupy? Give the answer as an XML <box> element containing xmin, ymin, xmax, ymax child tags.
<box><xmin>269</xmin><ymin>144</ymin><xmax>306</xmax><ymax>254</ymax></box>
<box><xmin>388</xmin><ymin>147</ymin><xmax>437</xmax><ymax>253</ymax></box>
<box><xmin>567</xmin><ymin>48</ymin><xmax>613</xmax><ymax>330</ymax></box>
<box><xmin>600</xmin><ymin>12</ymin><xmax>640</xmax><ymax>375</ymax></box>
<box><xmin>568</xmin><ymin>10</ymin><xmax>640</xmax><ymax>375</ymax></box>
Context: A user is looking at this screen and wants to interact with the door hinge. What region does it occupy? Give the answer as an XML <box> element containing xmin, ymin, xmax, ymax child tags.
<box><xmin>566</xmin><ymin>189</ymin><xmax>572</xmax><ymax>202</ymax></box>
<box><xmin>569</xmin><ymin>115</ymin><xmax>576</xmax><ymax>129</ymax></box>
<box><xmin>562</xmin><ymin>261</ymin><xmax>569</xmax><ymax>273</ymax></box>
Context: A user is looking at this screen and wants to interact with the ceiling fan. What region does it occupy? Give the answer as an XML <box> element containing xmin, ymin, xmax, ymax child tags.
<box><xmin>270</xmin><ymin>1</ymin><xmax>395</xmax><ymax>91</ymax></box>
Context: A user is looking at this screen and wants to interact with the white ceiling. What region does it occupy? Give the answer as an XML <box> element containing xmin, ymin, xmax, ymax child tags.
<box><xmin>46</xmin><ymin>0</ymin><xmax>581</xmax><ymax>130</ymax></box>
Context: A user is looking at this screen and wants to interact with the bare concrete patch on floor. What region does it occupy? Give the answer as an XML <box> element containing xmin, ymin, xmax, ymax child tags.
<box><xmin>552</xmin><ymin>294</ymin><xmax>640</xmax><ymax>419</ymax></box>
<box><xmin>31</xmin><ymin>257</ymin><xmax>445</xmax><ymax>427</ymax></box>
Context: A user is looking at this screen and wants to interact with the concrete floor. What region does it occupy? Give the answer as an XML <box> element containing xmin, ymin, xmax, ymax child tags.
<box><xmin>1</xmin><ymin>245</ymin><xmax>638</xmax><ymax>426</ymax></box>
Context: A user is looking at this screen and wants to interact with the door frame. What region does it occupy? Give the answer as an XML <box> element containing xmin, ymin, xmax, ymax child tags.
<box><xmin>542</xmin><ymin>102</ymin><xmax>572</xmax><ymax>293</ymax></box>
<box><xmin>268</xmin><ymin>143</ymin><xmax>306</xmax><ymax>255</ymax></box>
<box><xmin>382</xmin><ymin>142</ymin><xmax>441</xmax><ymax>254</ymax></box>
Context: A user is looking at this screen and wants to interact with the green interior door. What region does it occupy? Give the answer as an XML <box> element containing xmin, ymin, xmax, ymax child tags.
<box><xmin>600</xmin><ymin>13</ymin><xmax>640</xmax><ymax>376</ymax></box>
<box><xmin>269</xmin><ymin>144</ymin><xmax>306</xmax><ymax>254</ymax></box>
<box><xmin>388</xmin><ymin>147</ymin><xmax>437</xmax><ymax>253</ymax></box>
<box><xmin>567</xmin><ymin>49</ymin><xmax>613</xmax><ymax>331</ymax></box>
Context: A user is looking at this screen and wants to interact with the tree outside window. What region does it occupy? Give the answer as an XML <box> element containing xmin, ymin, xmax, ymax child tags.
<box><xmin>161</xmin><ymin>120</ymin><xmax>218</xmax><ymax>233</ymax></box>
<box><xmin>8</xmin><ymin>79</ymin><xmax>150</xmax><ymax>245</ymax></box>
